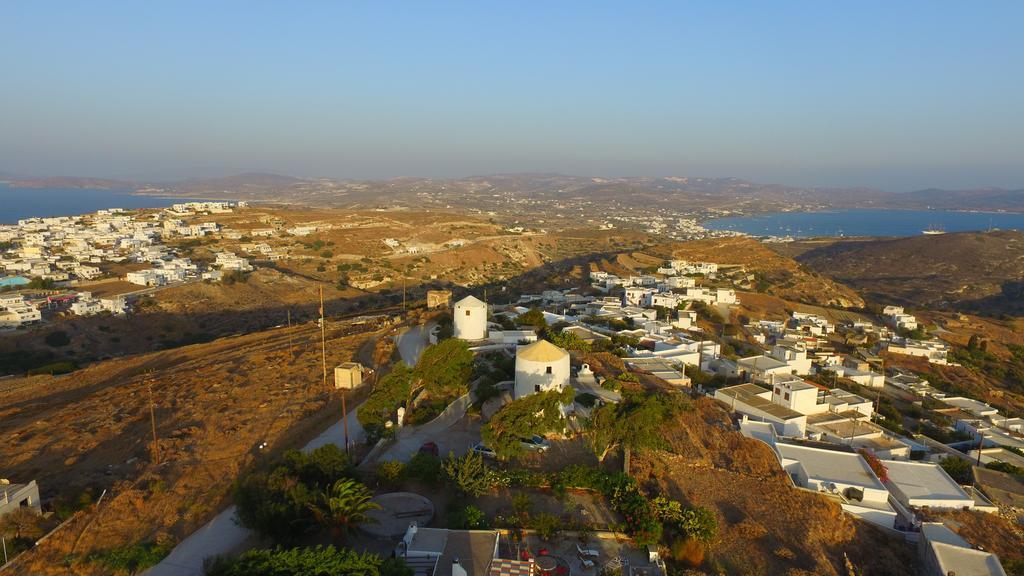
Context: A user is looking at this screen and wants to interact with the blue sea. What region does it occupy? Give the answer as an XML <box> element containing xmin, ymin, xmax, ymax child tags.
<box><xmin>704</xmin><ymin>208</ymin><xmax>1024</xmax><ymax>238</ymax></box>
<box><xmin>0</xmin><ymin>184</ymin><xmax>202</xmax><ymax>224</ymax></box>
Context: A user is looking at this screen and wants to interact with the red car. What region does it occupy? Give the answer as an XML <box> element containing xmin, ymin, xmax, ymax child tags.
<box><xmin>418</xmin><ymin>441</ymin><xmax>439</xmax><ymax>457</ymax></box>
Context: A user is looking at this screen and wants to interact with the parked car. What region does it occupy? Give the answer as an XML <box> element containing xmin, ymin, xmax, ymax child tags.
<box><xmin>519</xmin><ymin>434</ymin><xmax>551</xmax><ymax>452</ymax></box>
<box><xmin>418</xmin><ymin>441</ymin><xmax>439</xmax><ymax>458</ymax></box>
<box><xmin>472</xmin><ymin>443</ymin><xmax>497</xmax><ymax>459</ymax></box>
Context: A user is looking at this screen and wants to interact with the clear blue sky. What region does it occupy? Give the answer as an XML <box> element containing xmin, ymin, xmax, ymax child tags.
<box><xmin>2</xmin><ymin>1</ymin><xmax>1022</xmax><ymax>191</ymax></box>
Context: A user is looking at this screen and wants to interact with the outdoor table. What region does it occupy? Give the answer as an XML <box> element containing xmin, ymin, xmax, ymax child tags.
<box><xmin>536</xmin><ymin>556</ymin><xmax>558</xmax><ymax>575</ymax></box>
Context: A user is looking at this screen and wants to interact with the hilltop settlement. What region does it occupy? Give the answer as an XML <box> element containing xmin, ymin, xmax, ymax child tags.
<box><xmin>1</xmin><ymin>202</ymin><xmax>1022</xmax><ymax>576</ymax></box>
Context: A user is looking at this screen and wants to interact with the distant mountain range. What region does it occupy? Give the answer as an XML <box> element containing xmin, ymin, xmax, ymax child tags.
<box><xmin>3</xmin><ymin>170</ymin><xmax>1023</xmax><ymax>212</ymax></box>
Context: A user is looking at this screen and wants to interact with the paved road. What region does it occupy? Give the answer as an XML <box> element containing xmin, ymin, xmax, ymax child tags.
<box><xmin>374</xmin><ymin>394</ymin><xmax>477</xmax><ymax>463</ymax></box>
<box><xmin>144</xmin><ymin>403</ymin><xmax>366</xmax><ymax>576</ymax></box>
<box><xmin>396</xmin><ymin>322</ymin><xmax>434</xmax><ymax>365</ymax></box>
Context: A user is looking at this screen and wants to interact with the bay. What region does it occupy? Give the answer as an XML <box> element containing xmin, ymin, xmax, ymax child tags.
<box><xmin>0</xmin><ymin>184</ymin><xmax>204</xmax><ymax>224</ymax></box>
<box><xmin>704</xmin><ymin>208</ymin><xmax>1024</xmax><ymax>238</ymax></box>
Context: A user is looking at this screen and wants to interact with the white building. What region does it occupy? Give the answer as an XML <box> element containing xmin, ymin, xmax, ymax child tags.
<box><xmin>214</xmin><ymin>252</ymin><xmax>253</xmax><ymax>272</ymax></box>
<box><xmin>883</xmin><ymin>460</ymin><xmax>976</xmax><ymax>510</ymax></box>
<box><xmin>453</xmin><ymin>295</ymin><xmax>488</xmax><ymax>341</ymax></box>
<box><xmin>776</xmin><ymin>443</ymin><xmax>896</xmax><ymax>529</ymax></box>
<box><xmin>770</xmin><ymin>376</ymin><xmax>874</xmax><ymax>419</ymax></box>
<box><xmin>513</xmin><ymin>340</ymin><xmax>569</xmax><ymax>400</ymax></box>
<box><xmin>0</xmin><ymin>296</ymin><xmax>42</xmax><ymax>328</ymax></box>
<box><xmin>0</xmin><ymin>479</ymin><xmax>41</xmax><ymax>516</ymax></box>
<box><xmin>716</xmin><ymin>383</ymin><xmax>808</xmax><ymax>437</ymax></box>
<box><xmin>886</xmin><ymin>337</ymin><xmax>948</xmax><ymax>364</ymax></box>
<box><xmin>918</xmin><ymin>523</ymin><xmax>1007</xmax><ymax>576</ymax></box>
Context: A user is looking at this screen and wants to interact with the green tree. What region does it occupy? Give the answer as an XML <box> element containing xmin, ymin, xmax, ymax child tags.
<box><xmin>545</xmin><ymin>329</ymin><xmax>592</xmax><ymax>352</ymax></box>
<box><xmin>412</xmin><ymin>339</ymin><xmax>474</xmax><ymax>400</ymax></box>
<box><xmin>585</xmin><ymin>391</ymin><xmax>683</xmax><ymax>462</ymax></box>
<box><xmin>940</xmin><ymin>456</ymin><xmax>973</xmax><ymax>484</ymax></box>
<box><xmin>441</xmin><ymin>450</ymin><xmax>497</xmax><ymax>497</ymax></box>
<box><xmin>310</xmin><ymin>478</ymin><xmax>382</xmax><ymax>543</ymax></box>
<box><xmin>482</xmin><ymin>387</ymin><xmax>574</xmax><ymax>458</ymax></box>
<box><xmin>358</xmin><ymin>363</ymin><xmax>414</xmax><ymax>438</ymax></box>
<box><xmin>233</xmin><ymin>446</ymin><xmax>353</xmax><ymax>542</ymax></box>
<box><xmin>516</xmin><ymin>308</ymin><xmax>547</xmax><ymax>329</ymax></box>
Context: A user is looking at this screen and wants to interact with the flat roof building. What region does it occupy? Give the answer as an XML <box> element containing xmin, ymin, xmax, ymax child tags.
<box><xmin>882</xmin><ymin>460</ymin><xmax>975</xmax><ymax>510</ymax></box>
<box><xmin>715</xmin><ymin>383</ymin><xmax>807</xmax><ymax>437</ymax></box>
<box><xmin>918</xmin><ymin>523</ymin><xmax>1006</xmax><ymax>576</ymax></box>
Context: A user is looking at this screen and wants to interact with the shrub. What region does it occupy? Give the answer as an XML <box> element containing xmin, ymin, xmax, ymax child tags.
<box><xmin>532</xmin><ymin>512</ymin><xmax>561</xmax><ymax>541</ymax></box>
<box><xmin>44</xmin><ymin>331</ymin><xmax>71</xmax><ymax>347</ymax></box>
<box><xmin>87</xmin><ymin>542</ymin><xmax>170</xmax><ymax>574</ymax></box>
<box><xmin>857</xmin><ymin>448</ymin><xmax>889</xmax><ymax>482</ymax></box>
<box><xmin>940</xmin><ymin>456</ymin><xmax>973</xmax><ymax>484</ymax></box>
<box><xmin>676</xmin><ymin>507</ymin><xmax>717</xmax><ymax>543</ymax></box>
<box><xmin>405</xmin><ymin>453</ymin><xmax>442</xmax><ymax>486</ymax></box>
<box><xmin>670</xmin><ymin>537</ymin><xmax>706</xmax><ymax>567</ymax></box>
<box><xmin>447</xmin><ymin>505</ymin><xmax>490</xmax><ymax>530</ymax></box>
<box><xmin>206</xmin><ymin>546</ymin><xmax>411</xmax><ymax>576</ymax></box>
<box><xmin>26</xmin><ymin>361</ymin><xmax>77</xmax><ymax>375</ymax></box>
<box><xmin>376</xmin><ymin>461</ymin><xmax>406</xmax><ymax>488</ymax></box>
<box><xmin>442</xmin><ymin>450</ymin><xmax>497</xmax><ymax>497</ymax></box>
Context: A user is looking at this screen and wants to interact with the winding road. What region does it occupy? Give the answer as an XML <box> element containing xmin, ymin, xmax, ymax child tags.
<box><xmin>146</xmin><ymin>322</ymin><xmax>438</xmax><ymax>574</ymax></box>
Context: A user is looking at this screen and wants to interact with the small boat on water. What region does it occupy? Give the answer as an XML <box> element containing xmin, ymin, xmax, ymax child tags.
<box><xmin>922</xmin><ymin>229</ymin><xmax>945</xmax><ymax>235</ymax></box>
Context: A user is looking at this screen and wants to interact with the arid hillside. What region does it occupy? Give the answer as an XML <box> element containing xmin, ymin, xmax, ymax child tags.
<box><xmin>1</xmin><ymin>318</ymin><xmax>395</xmax><ymax>575</ymax></box>
<box><xmin>632</xmin><ymin>398</ymin><xmax>915</xmax><ymax>575</ymax></box>
<box><xmin>791</xmin><ymin>230</ymin><xmax>1024</xmax><ymax>314</ymax></box>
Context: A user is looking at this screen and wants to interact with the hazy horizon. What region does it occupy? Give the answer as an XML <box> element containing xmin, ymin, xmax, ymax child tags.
<box><xmin>3</xmin><ymin>2</ymin><xmax>1023</xmax><ymax>192</ymax></box>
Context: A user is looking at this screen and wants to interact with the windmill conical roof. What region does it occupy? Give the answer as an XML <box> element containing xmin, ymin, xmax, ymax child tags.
<box><xmin>517</xmin><ymin>339</ymin><xmax>568</xmax><ymax>363</ymax></box>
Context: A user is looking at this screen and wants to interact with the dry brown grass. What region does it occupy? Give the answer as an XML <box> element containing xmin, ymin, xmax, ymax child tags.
<box><xmin>2</xmin><ymin>322</ymin><xmax>389</xmax><ymax>575</ymax></box>
<box><xmin>632</xmin><ymin>398</ymin><xmax>916</xmax><ymax>576</ymax></box>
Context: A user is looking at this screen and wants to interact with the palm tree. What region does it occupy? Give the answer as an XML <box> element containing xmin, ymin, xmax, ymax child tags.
<box><xmin>310</xmin><ymin>478</ymin><xmax>381</xmax><ymax>542</ymax></box>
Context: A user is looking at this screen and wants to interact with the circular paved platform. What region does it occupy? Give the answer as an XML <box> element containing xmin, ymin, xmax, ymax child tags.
<box><xmin>363</xmin><ymin>492</ymin><xmax>435</xmax><ymax>538</ymax></box>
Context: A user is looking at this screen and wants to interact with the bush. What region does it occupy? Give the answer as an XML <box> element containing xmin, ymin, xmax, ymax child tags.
<box><xmin>44</xmin><ymin>331</ymin><xmax>71</xmax><ymax>347</ymax></box>
<box><xmin>376</xmin><ymin>461</ymin><xmax>406</xmax><ymax>488</ymax></box>
<box><xmin>222</xmin><ymin>270</ymin><xmax>250</xmax><ymax>285</ymax></box>
<box><xmin>676</xmin><ymin>507</ymin><xmax>717</xmax><ymax>543</ymax></box>
<box><xmin>670</xmin><ymin>537</ymin><xmax>706</xmax><ymax>567</ymax></box>
<box><xmin>940</xmin><ymin>456</ymin><xmax>973</xmax><ymax>484</ymax></box>
<box><xmin>87</xmin><ymin>542</ymin><xmax>170</xmax><ymax>574</ymax></box>
<box><xmin>532</xmin><ymin>512</ymin><xmax>561</xmax><ymax>541</ymax></box>
<box><xmin>985</xmin><ymin>461</ymin><xmax>1024</xmax><ymax>475</ymax></box>
<box><xmin>26</xmin><ymin>361</ymin><xmax>77</xmax><ymax>376</ymax></box>
<box><xmin>206</xmin><ymin>546</ymin><xmax>411</xmax><ymax>576</ymax></box>
<box><xmin>442</xmin><ymin>450</ymin><xmax>497</xmax><ymax>497</ymax></box>
<box><xmin>405</xmin><ymin>453</ymin><xmax>442</xmax><ymax>486</ymax></box>
<box><xmin>447</xmin><ymin>505</ymin><xmax>490</xmax><ymax>530</ymax></box>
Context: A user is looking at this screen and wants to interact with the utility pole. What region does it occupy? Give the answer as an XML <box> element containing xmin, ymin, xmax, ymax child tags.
<box><xmin>147</xmin><ymin>379</ymin><xmax>160</xmax><ymax>465</ymax></box>
<box><xmin>287</xmin><ymin>309</ymin><xmax>293</xmax><ymax>355</ymax></box>
<box><xmin>976</xmin><ymin>431</ymin><xmax>984</xmax><ymax>466</ymax></box>
<box><xmin>319</xmin><ymin>286</ymin><xmax>328</xmax><ymax>389</ymax></box>
<box><xmin>341</xmin><ymin>382</ymin><xmax>350</xmax><ymax>454</ymax></box>
<box><xmin>402</xmin><ymin>277</ymin><xmax>406</xmax><ymax>310</ymax></box>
